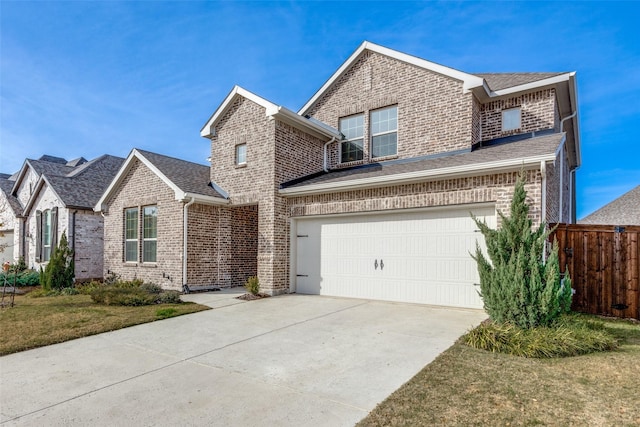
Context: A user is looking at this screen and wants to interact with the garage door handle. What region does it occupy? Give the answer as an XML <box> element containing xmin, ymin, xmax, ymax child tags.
<box><xmin>380</xmin><ymin>259</ymin><xmax>384</xmax><ymax>270</ymax></box>
<box><xmin>374</xmin><ymin>259</ymin><xmax>378</xmax><ymax>270</ymax></box>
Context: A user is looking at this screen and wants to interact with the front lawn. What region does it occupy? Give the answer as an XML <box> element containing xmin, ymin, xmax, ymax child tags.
<box><xmin>0</xmin><ymin>293</ymin><xmax>209</xmax><ymax>355</ymax></box>
<box><xmin>359</xmin><ymin>316</ymin><xmax>640</xmax><ymax>426</ymax></box>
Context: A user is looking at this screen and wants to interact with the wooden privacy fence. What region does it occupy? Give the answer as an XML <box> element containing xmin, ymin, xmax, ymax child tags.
<box><xmin>550</xmin><ymin>224</ymin><xmax>640</xmax><ymax>320</ymax></box>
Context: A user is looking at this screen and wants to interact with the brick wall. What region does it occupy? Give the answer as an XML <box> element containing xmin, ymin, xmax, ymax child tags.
<box><xmin>103</xmin><ymin>158</ymin><xmax>184</xmax><ymax>290</ymax></box>
<box><xmin>287</xmin><ymin>170</ymin><xmax>544</xmax><ymax>228</ymax></box>
<box><xmin>15</xmin><ymin>168</ymin><xmax>39</xmax><ymax>208</ymax></box>
<box><xmin>304</xmin><ymin>51</ymin><xmax>475</xmax><ymax>169</ymax></box>
<box><xmin>72</xmin><ymin>210</ymin><xmax>104</xmax><ymax>281</ymax></box>
<box><xmin>27</xmin><ymin>185</ymin><xmax>69</xmax><ymax>270</ymax></box>
<box><xmin>481</xmin><ymin>89</ymin><xmax>557</xmax><ymax>140</ymax></box>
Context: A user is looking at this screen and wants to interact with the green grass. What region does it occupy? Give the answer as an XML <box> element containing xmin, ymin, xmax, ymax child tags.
<box><xmin>359</xmin><ymin>315</ymin><xmax>640</xmax><ymax>426</ymax></box>
<box><xmin>0</xmin><ymin>293</ymin><xmax>210</xmax><ymax>355</ymax></box>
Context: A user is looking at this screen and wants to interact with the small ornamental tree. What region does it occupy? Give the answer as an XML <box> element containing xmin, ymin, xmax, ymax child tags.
<box><xmin>40</xmin><ymin>231</ymin><xmax>75</xmax><ymax>290</ymax></box>
<box><xmin>472</xmin><ymin>174</ymin><xmax>572</xmax><ymax>329</ymax></box>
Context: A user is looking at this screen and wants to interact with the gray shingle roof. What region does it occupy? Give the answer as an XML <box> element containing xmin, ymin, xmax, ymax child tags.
<box><xmin>135</xmin><ymin>149</ymin><xmax>225</xmax><ymax>199</ymax></box>
<box><xmin>475</xmin><ymin>73</ymin><xmax>566</xmax><ymax>91</ymax></box>
<box><xmin>45</xmin><ymin>155</ymin><xmax>125</xmax><ymax>209</ymax></box>
<box><xmin>579</xmin><ymin>185</ymin><xmax>640</xmax><ymax>226</ymax></box>
<box><xmin>0</xmin><ymin>177</ymin><xmax>22</xmax><ymax>216</ymax></box>
<box><xmin>284</xmin><ymin>132</ymin><xmax>564</xmax><ymax>189</ymax></box>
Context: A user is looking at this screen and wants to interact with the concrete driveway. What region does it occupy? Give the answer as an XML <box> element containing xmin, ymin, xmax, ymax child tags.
<box><xmin>1</xmin><ymin>289</ymin><xmax>486</xmax><ymax>426</ymax></box>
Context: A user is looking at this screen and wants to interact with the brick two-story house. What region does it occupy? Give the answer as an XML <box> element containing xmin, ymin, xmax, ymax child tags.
<box><xmin>96</xmin><ymin>42</ymin><xmax>580</xmax><ymax>308</ymax></box>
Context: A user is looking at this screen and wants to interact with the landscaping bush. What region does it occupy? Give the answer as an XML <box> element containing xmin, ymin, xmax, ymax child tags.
<box><xmin>464</xmin><ymin>315</ymin><xmax>618</xmax><ymax>358</ymax></box>
<box><xmin>244</xmin><ymin>276</ymin><xmax>260</xmax><ymax>295</ymax></box>
<box><xmin>157</xmin><ymin>290</ymin><xmax>181</xmax><ymax>304</ymax></box>
<box><xmin>89</xmin><ymin>280</ymin><xmax>182</xmax><ymax>306</ymax></box>
<box><xmin>40</xmin><ymin>231</ymin><xmax>74</xmax><ymax>291</ymax></box>
<box><xmin>90</xmin><ymin>287</ymin><xmax>156</xmax><ymax>306</ymax></box>
<box><xmin>0</xmin><ymin>270</ymin><xmax>40</xmax><ymax>287</ymax></box>
<box><xmin>472</xmin><ymin>173</ymin><xmax>572</xmax><ymax>329</ymax></box>
<box><xmin>76</xmin><ymin>280</ymin><xmax>105</xmax><ymax>295</ymax></box>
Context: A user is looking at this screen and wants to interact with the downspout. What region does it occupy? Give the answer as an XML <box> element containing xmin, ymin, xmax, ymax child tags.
<box><xmin>560</xmin><ymin>111</ymin><xmax>577</xmax><ymax>133</ymax></box>
<box><xmin>71</xmin><ymin>210</ymin><xmax>77</xmax><ymax>251</ymax></box>
<box><xmin>183</xmin><ymin>197</ymin><xmax>196</xmax><ymax>291</ymax></box>
<box><xmin>559</xmin><ymin>111</ymin><xmax>576</xmax><ymax>223</ymax></box>
<box><xmin>559</xmin><ymin>148</ymin><xmax>564</xmax><ymax>223</ymax></box>
<box><xmin>541</xmin><ymin>160</ymin><xmax>548</xmax><ymax>262</ymax></box>
<box><xmin>323</xmin><ymin>136</ymin><xmax>337</xmax><ymax>172</ymax></box>
<box><xmin>72</xmin><ymin>211</ymin><xmax>77</xmax><ymax>279</ymax></box>
<box><xmin>540</xmin><ymin>160</ymin><xmax>547</xmax><ymax>225</ymax></box>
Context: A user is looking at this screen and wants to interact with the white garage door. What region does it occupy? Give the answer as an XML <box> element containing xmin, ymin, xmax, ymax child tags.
<box><xmin>293</xmin><ymin>205</ymin><xmax>495</xmax><ymax>308</ymax></box>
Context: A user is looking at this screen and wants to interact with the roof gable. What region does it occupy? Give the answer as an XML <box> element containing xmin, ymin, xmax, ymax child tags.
<box><xmin>21</xmin><ymin>155</ymin><xmax>125</xmax><ymax>214</ymax></box>
<box><xmin>298</xmin><ymin>41</ymin><xmax>485</xmax><ymax>116</ymax></box>
<box><xmin>200</xmin><ymin>85</ymin><xmax>340</xmax><ymax>140</ymax></box>
<box><xmin>0</xmin><ymin>176</ymin><xmax>22</xmax><ymax>216</ymax></box>
<box><xmin>95</xmin><ymin>149</ymin><xmax>229</xmax><ymax>212</ymax></box>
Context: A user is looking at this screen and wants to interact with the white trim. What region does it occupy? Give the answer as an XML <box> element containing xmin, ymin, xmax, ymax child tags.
<box><xmin>21</xmin><ymin>175</ymin><xmax>65</xmax><ymax>216</ymax></box>
<box><xmin>299</xmin><ymin>41</ymin><xmax>484</xmax><ymax>115</ymax></box>
<box><xmin>280</xmin><ymin>154</ymin><xmax>556</xmax><ymax>196</ymax></box>
<box><xmin>200</xmin><ymin>85</ymin><xmax>341</xmax><ymax>140</ymax></box>
<box><xmin>288</xmin><ymin>202</ymin><xmax>496</xmax><ymax>295</ymax></box>
<box><xmin>491</xmin><ymin>72</ymin><xmax>574</xmax><ymax>97</ymax></box>
<box><xmin>94</xmin><ymin>149</ymin><xmax>229</xmax><ymax>212</ymax></box>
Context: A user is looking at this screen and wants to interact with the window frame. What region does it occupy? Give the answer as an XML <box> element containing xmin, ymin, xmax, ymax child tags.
<box><xmin>142</xmin><ymin>205</ymin><xmax>158</xmax><ymax>263</ymax></box>
<box><xmin>370</xmin><ymin>105</ymin><xmax>398</xmax><ymax>158</ymax></box>
<box><xmin>235</xmin><ymin>143</ymin><xmax>247</xmax><ymax>166</ymax></box>
<box><xmin>339</xmin><ymin>113</ymin><xmax>365</xmax><ymax>163</ymax></box>
<box><xmin>42</xmin><ymin>209</ymin><xmax>52</xmax><ymax>262</ymax></box>
<box><xmin>124</xmin><ymin>207</ymin><xmax>139</xmax><ymax>263</ymax></box>
<box><xmin>502</xmin><ymin>107</ymin><xmax>522</xmax><ymax>132</ymax></box>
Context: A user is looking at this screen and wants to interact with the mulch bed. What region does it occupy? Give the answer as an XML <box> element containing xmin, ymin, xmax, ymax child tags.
<box><xmin>236</xmin><ymin>293</ymin><xmax>270</xmax><ymax>301</ymax></box>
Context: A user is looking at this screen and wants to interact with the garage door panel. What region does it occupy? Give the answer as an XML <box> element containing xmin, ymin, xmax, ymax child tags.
<box><xmin>295</xmin><ymin>205</ymin><xmax>494</xmax><ymax>309</ymax></box>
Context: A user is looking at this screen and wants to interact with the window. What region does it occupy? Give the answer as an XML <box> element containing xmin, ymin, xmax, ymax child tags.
<box><xmin>42</xmin><ymin>210</ymin><xmax>52</xmax><ymax>262</ymax></box>
<box><xmin>502</xmin><ymin>108</ymin><xmax>521</xmax><ymax>131</ymax></box>
<box><xmin>339</xmin><ymin>114</ymin><xmax>364</xmax><ymax>163</ymax></box>
<box><xmin>236</xmin><ymin>144</ymin><xmax>247</xmax><ymax>165</ymax></box>
<box><xmin>142</xmin><ymin>206</ymin><xmax>158</xmax><ymax>263</ymax></box>
<box><xmin>371</xmin><ymin>106</ymin><xmax>398</xmax><ymax>158</ymax></box>
<box><xmin>124</xmin><ymin>208</ymin><xmax>138</xmax><ymax>262</ymax></box>
<box><xmin>36</xmin><ymin>207</ymin><xmax>57</xmax><ymax>262</ymax></box>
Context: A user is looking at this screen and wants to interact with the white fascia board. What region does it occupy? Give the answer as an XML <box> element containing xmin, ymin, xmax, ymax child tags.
<box><xmin>179</xmin><ymin>192</ymin><xmax>229</xmax><ymax>206</ymax></box>
<box><xmin>22</xmin><ymin>175</ymin><xmax>63</xmax><ymax>216</ymax></box>
<box><xmin>490</xmin><ymin>73</ymin><xmax>573</xmax><ymax>97</ymax></box>
<box><xmin>200</xmin><ymin>86</ymin><xmax>278</xmax><ymax>138</ymax></box>
<box><xmin>10</xmin><ymin>160</ymin><xmax>35</xmax><ymax>196</ymax></box>
<box><xmin>298</xmin><ymin>41</ymin><xmax>484</xmax><ymax>115</ymax></box>
<box><xmin>568</xmin><ymin>73</ymin><xmax>582</xmax><ymax>167</ymax></box>
<box><xmin>271</xmin><ymin>106</ymin><xmax>342</xmax><ymax>139</ymax></box>
<box><xmin>279</xmin><ymin>154</ymin><xmax>557</xmax><ymax>197</ymax></box>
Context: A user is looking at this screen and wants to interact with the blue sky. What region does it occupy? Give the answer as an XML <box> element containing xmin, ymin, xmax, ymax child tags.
<box><xmin>1</xmin><ymin>1</ymin><xmax>639</xmax><ymax>219</ymax></box>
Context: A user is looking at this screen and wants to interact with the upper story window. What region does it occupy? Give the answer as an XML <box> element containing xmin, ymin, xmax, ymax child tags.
<box><xmin>371</xmin><ymin>106</ymin><xmax>398</xmax><ymax>158</ymax></box>
<box><xmin>502</xmin><ymin>108</ymin><xmax>521</xmax><ymax>131</ymax></box>
<box><xmin>142</xmin><ymin>206</ymin><xmax>158</xmax><ymax>263</ymax></box>
<box><xmin>339</xmin><ymin>114</ymin><xmax>364</xmax><ymax>163</ymax></box>
<box><xmin>124</xmin><ymin>208</ymin><xmax>138</xmax><ymax>262</ymax></box>
<box><xmin>236</xmin><ymin>144</ymin><xmax>247</xmax><ymax>166</ymax></box>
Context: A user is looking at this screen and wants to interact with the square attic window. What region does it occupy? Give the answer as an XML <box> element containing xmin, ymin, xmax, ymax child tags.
<box><xmin>502</xmin><ymin>108</ymin><xmax>521</xmax><ymax>131</ymax></box>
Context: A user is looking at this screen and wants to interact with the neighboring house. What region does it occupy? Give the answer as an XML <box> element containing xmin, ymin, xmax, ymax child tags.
<box><xmin>0</xmin><ymin>174</ymin><xmax>22</xmax><ymax>264</ymax></box>
<box><xmin>579</xmin><ymin>185</ymin><xmax>640</xmax><ymax>225</ymax></box>
<box><xmin>96</xmin><ymin>41</ymin><xmax>580</xmax><ymax>309</ymax></box>
<box><xmin>2</xmin><ymin>154</ymin><xmax>124</xmax><ymax>280</ymax></box>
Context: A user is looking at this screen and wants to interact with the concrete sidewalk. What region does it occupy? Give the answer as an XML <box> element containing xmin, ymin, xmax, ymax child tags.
<box><xmin>0</xmin><ymin>292</ymin><xmax>486</xmax><ymax>426</ymax></box>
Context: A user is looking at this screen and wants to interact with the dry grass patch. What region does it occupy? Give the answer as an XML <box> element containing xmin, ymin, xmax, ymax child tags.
<box><xmin>0</xmin><ymin>293</ymin><xmax>209</xmax><ymax>355</ymax></box>
<box><xmin>359</xmin><ymin>316</ymin><xmax>640</xmax><ymax>427</ymax></box>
